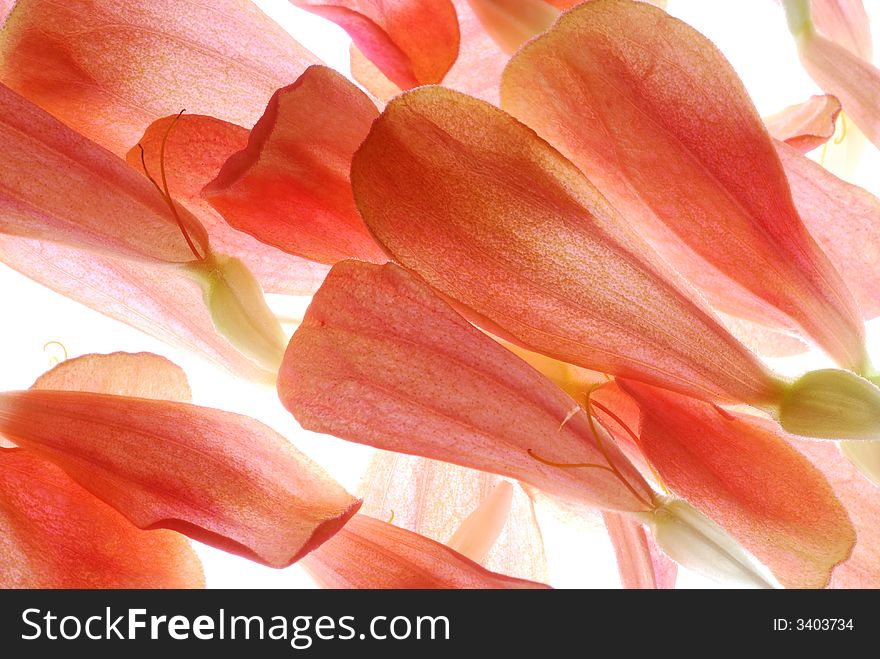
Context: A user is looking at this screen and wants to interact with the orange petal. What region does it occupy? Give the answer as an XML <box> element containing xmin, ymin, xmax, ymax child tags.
<box><xmin>279</xmin><ymin>260</ymin><xmax>654</xmax><ymax>513</ymax></box>
<box><xmin>795</xmin><ymin>23</ymin><xmax>880</xmax><ymax>150</ymax></box>
<box><xmin>302</xmin><ymin>514</ymin><xmax>550</xmax><ymax>588</ymax></box>
<box><xmin>716</xmin><ymin>313</ymin><xmax>810</xmax><ymax>359</ymax></box>
<box><xmin>32</xmin><ymin>352</ymin><xmax>192</xmax><ymax>401</ymax></box>
<box><xmin>764</xmin><ymin>95</ymin><xmax>842</xmax><ymax>152</ymax></box>
<box><xmin>351</xmin><ymin>86</ymin><xmax>782</xmax><ymax>405</ymax></box>
<box><xmin>792</xmin><ymin>440</ymin><xmax>880</xmax><ymax>588</ymax></box>
<box><xmin>602</xmin><ymin>511</ymin><xmax>676</xmax><ymax>589</ymax></box>
<box><xmin>0</xmin><ymin>449</ymin><xmax>204</xmax><ymax>588</ymax></box>
<box><xmin>292</xmin><ymin>0</ymin><xmax>459</xmax><ymax>89</ymax></box>
<box><xmin>350</xmin><ymin>44</ymin><xmax>402</xmax><ymax>104</ymax></box>
<box><xmin>0</xmin><ymin>83</ymin><xmax>208</xmax><ymax>263</ymax></box>
<box><xmin>777</xmin><ymin>141</ymin><xmax>880</xmax><ymax>320</ymax></box>
<box><xmin>204</xmin><ymin>66</ymin><xmax>386</xmax><ymax>265</ymax></box>
<box><xmin>812</xmin><ymin>0</ymin><xmax>872</xmax><ymax>60</ymax></box>
<box><xmin>0</xmin><ymin>235</ymin><xmax>275</xmax><ymax>383</ymax></box>
<box><xmin>618</xmin><ymin>380</ymin><xmax>856</xmax><ymax>589</ymax></box>
<box><xmin>359</xmin><ymin>453</ymin><xmax>548</xmax><ymax>582</ymax></box>
<box><xmin>500</xmin><ymin>0</ymin><xmax>866</xmax><ymax>372</ymax></box>
<box><xmin>0</xmin><ymin>390</ymin><xmax>361</xmax><ymax>567</ymax></box>
<box><xmin>0</xmin><ymin>0</ymin><xmax>319</xmax><ymax>156</ymax></box>
<box><xmin>128</xmin><ymin>113</ymin><xmax>330</xmax><ymax>295</ymax></box>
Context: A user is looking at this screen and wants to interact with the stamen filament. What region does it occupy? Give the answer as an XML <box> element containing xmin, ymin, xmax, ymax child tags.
<box><xmin>526</xmin><ymin>448</ymin><xmax>614</xmax><ymax>473</ymax></box>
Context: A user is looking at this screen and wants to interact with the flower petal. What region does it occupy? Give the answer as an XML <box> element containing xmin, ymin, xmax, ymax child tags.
<box><xmin>0</xmin><ymin>235</ymin><xmax>275</xmax><ymax>383</ymax></box>
<box><xmin>32</xmin><ymin>351</ymin><xmax>192</xmax><ymax>402</ymax></box>
<box><xmin>204</xmin><ymin>66</ymin><xmax>386</xmax><ymax>265</ymax></box>
<box><xmin>0</xmin><ymin>390</ymin><xmax>361</xmax><ymax>567</ymax></box>
<box><xmin>0</xmin><ymin>0</ymin><xmax>319</xmax><ymax>156</ymax></box>
<box><xmin>0</xmin><ymin>83</ymin><xmax>208</xmax><ymax>263</ymax></box>
<box><xmin>812</xmin><ymin>0</ymin><xmax>872</xmax><ymax>60</ymax></box>
<box><xmin>359</xmin><ymin>453</ymin><xmax>548</xmax><ymax>582</ymax></box>
<box><xmin>764</xmin><ymin>95</ymin><xmax>842</xmax><ymax>153</ymax></box>
<box><xmin>777</xmin><ymin>141</ymin><xmax>880</xmax><ymax>320</ymax></box>
<box><xmin>792</xmin><ymin>440</ymin><xmax>880</xmax><ymax>588</ymax></box>
<box><xmin>617</xmin><ymin>380</ymin><xmax>856</xmax><ymax>589</ymax></box>
<box><xmin>602</xmin><ymin>511</ymin><xmax>676</xmax><ymax>589</ymax></box>
<box><xmin>302</xmin><ymin>514</ymin><xmax>550</xmax><ymax>588</ymax></box>
<box><xmin>500</xmin><ymin>0</ymin><xmax>866</xmax><ymax>371</ymax></box>
<box><xmin>351</xmin><ymin>86</ymin><xmax>781</xmax><ymax>404</ymax></box>
<box><xmin>0</xmin><ymin>449</ymin><xmax>204</xmax><ymax>588</ymax></box>
<box><xmin>279</xmin><ymin>260</ymin><xmax>654</xmax><ymax>513</ymax></box>
<box><xmin>128</xmin><ymin>113</ymin><xmax>330</xmax><ymax>295</ymax></box>
<box><xmin>793</xmin><ymin>19</ymin><xmax>880</xmax><ymax>150</ymax></box>
<box><xmin>291</xmin><ymin>0</ymin><xmax>459</xmax><ymax>89</ymax></box>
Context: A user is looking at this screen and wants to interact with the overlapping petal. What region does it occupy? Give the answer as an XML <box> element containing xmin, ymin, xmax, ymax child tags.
<box><xmin>776</xmin><ymin>142</ymin><xmax>880</xmax><ymax>320</ymax></box>
<box><xmin>204</xmin><ymin>66</ymin><xmax>386</xmax><ymax>265</ymax></box>
<box><xmin>764</xmin><ymin>95</ymin><xmax>842</xmax><ymax>153</ymax></box>
<box><xmin>0</xmin><ymin>0</ymin><xmax>319</xmax><ymax>156</ymax></box>
<box><xmin>500</xmin><ymin>0</ymin><xmax>866</xmax><ymax>371</ymax></box>
<box><xmin>0</xmin><ymin>450</ymin><xmax>205</xmax><ymax>588</ymax></box>
<box><xmin>0</xmin><ymin>235</ymin><xmax>275</xmax><ymax>383</ymax></box>
<box><xmin>128</xmin><ymin>113</ymin><xmax>330</xmax><ymax>295</ymax></box>
<box><xmin>359</xmin><ymin>453</ymin><xmax>548</xmax><ymax>582</ymax></box>
<box><xmin>279</xmin><ymin>260</ymin><xmax>654</xmax><ymax>513</ymax></box>
<box><xmin>0</xmin><ymin>83</ymin><xmax>208</xmax><ymax>263</ymax></box>
<box><xmin>0</xmin><ymin>389</ymin><xmax>361</xmax><ymax>567</ymax></box>
<box><xmin>617</xmin><ymin>380</ymin><xmax>856</xmax><ymax>588</ymax></box>
<box><xmin>302</xmin><ymin>514</ymin><xmax>550</xmax><ymax>588</ymax></box>
<box><xmin>350</xmin><ymin>86</ymin><xmax>782</xmax><ymax>405</ymax></box>
<box><xmin>292</xmin><ymin>1</ymin><xmax>459</xmax><ymax>89</ymax></box>
<box><xmin>812</xmin><ymin>0</ymin><xmax>872</xmax><ymax>60</ymax></box>
<box><xmin>602</xmin><ymin>511</ymin><xmax>676</xmax><ymax>589</ymax></box>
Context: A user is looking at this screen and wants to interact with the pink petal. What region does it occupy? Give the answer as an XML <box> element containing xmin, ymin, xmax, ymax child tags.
<box><xmin>204</xmin><ymin>66</ymin><xmax>387</xmax><ymax>265</ymax></box>
<box><xmin>303</xmin><ymin>514</ymin><xmax>550</xmax><ymax>588</ymax></box>
<box><xmin>0</xmin><ymin>0</ymin><xmax>320</xmax><ymax>156</ymax></box>
<box><xmin>32</xmin><ymin>351</ymin><xmax>192</xmax><ymax>401</ymax></box>
<box><xmin>812</xmin><ymin>0</ymin><xmax>872</xmax><ymax>60</ymax></box>
<box><xmin>602</xmin><ymin>511</ymin><xmax>677</xmax><ymax>589</ymax></box>
<box><xmin>777</xmin><ymin>140</ymin><xmax>880</xmax><ymax>320</ymax></box>
<box><xmin>291</xmin><ymin>0</ymin><xmax>460</xmax><ymax>89</ymax></box>
<box><xmin>0</xmin><ymin>83</ymin><xmax>208</xmax><ymax>263</ymax></box>
<box><xmin>0</xmin><ymin>235</ymin><xmax>275</xmax><ymax>383</ymax></box>
<box><xmin>500</xmin><ymin>0</ymin><xmax>866</xmax><ymax>371</ymax></box>
<box><xmin>279</xmin><ymin>260</ymin><xmax>655</xmax><ymax>513</ymax></box>
<box><xmin>618</xmin><ymin>380</ymin><xmax>856</xmax><ymax>589</ymax></box>
<box><xmin>351</xmin><ymin>86</ymin><xmax>782</xmax><ymax>404</ymax></box>
<box><xmin>764</xmin><ymin>95</ymin><xmax>842</xmax><ymax>152</ymax></box>
<box><xmin>360</xmin><ymin>453</ymin><xmax>548</xmax><ymax>582</ymax></box>
<box><xmin>128</xmin><ymin>113</ymin><xmax>330</xmax><ymax>295</ymax></box>
<box><xmin>793</xmin><ymin>439</ymin><xmax>880</xmax><ymax>588</ymax></box>
<box><xmin>0</xmin><ymin>449</ymin><xmax>204</xmax><ymax>588</ymax></box>
<box><xmin>0</xmin><ymin>389</ymin><xmax>361</xmax><ymax>567</ymax></box>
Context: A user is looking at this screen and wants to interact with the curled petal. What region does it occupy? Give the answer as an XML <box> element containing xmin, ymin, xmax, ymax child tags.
<box><xmin>618</xmin><ymin>380</ymin><xmax>856</xmax><ymax>589</ymax></box>
<box><xmin>32</xmin><ymin>352</ymin><xmax>192</xmax><ymax>402</ymax></box>
<box><xmin>602</xmin><ymin>511</ymin><xmax>676</xmax><ymax>589</ymax></box>
<box><xmin>791</xmin><ymin>15</ymin><xmax>880</xmax><ymax>150</ymax></box>
<box><xmin>777</xmin><ymin>141</ymin><xmax>880</xmax><ymax>320</ymax></box>
<box><xmin>204</xmin><ymin>66</ymin><xmax>386</xmax><ymax>265</ymax></box>
<box><xmin>764</xmin><ymin>95</ymin><xmax>842</xmax><ymax>152</ymax></box>
<box><xmin>127</xmin><ymin>113</ymin><xmax>330</xmax><ymax>295</ymax></box>
<box><xmin>0</xmin><ymin>449</ymin><xmax>204</xmax><ymax>588</ymax></box>
<box><xmin>292</xmin><ymin>0</ymin><xmax>459</xmax><ymax>89</ymax></box>
<box><xmin>359</xmin><ymin>453</ymin><xmax>548</xmax><ymax>582</ymax></box>
<box><xmin>280</xmin><ymin>260</ymin><xmax>654</xmax><ymax>513</ymax></box>
<box><xmin>0</xmin><ymin>390</ymin><xmax>360</xmax><ymax>568</ymax></box>
<box><xmin>303</xmin><ymin>515</ymin><xmax>550</xmax><ymax>588</ymax></box>
<box><xmin>351</xmin><ymin>86</ymin><xmax>782</xmax><ymax>405</ymax></box>
<box><xmin>0</xmin><ymin>0</ymin><xmax>319</xmax><ymax>156</ymax></box>
<box><xmin>501</xmin><ymin>0</ymin><xmax>866</xmax><ymax>371</ymax></box>
<box><xmin>0</xmin><ymin>83</ymin><xmax>207</xmax><ymax>263</ymax></box>
<box><xmin>0</xmin><ymin>235</ymin><xmax>275</xmax><ymax>383</ymax></box>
